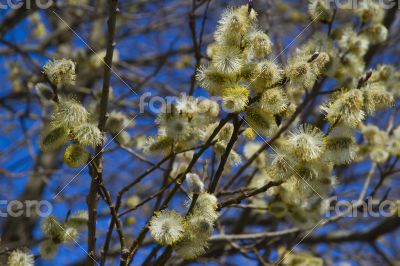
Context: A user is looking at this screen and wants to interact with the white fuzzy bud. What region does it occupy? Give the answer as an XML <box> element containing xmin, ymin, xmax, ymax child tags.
<box><xmin>7</xmin><ymin>249</ymin><xmax>34</xmax><ymax>266</ymax></box>
<box><xmin>149</xmin><ymin>210</ymin><xmax>186</xmax><ymax>246</ymax></box>
<box><xmin>185</xmin><ymin>173</ymin><xmax>205</xmax><ymax>193</ymax></box>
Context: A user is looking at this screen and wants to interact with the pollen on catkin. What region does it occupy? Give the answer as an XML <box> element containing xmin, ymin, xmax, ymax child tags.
<box><xmin>355</xmin><ymin>1</ymin><xmax>384</xmax><ymax>23</ymax></box>
<box><xmin>63</xmin><ymin>144</ymin><xmax>90</xmax><ymax>168</ymax></box>
<box><xmin>288</xmin><ymin>124</ymin><xmax>325</xmax><ymax>162</ymax></box>
<box><xmin>42</xmin><ymin>59</ymin><xmax>76</xmax><ymax>87</ymax></box>
<box><xmin>186</xmin><ymin>215</ymin><xmax>214</xmax><ymax>239</ymax></box>
<box><xmin>321</xmin><ymin>89</ymin><xmax>365</xmax><ymax>128</ymax></box>
<box><xmin>245</xmin><ymin>29</ymin><xmax>272</xmax><ymax>59</ymax></box>
<box><xmin>199</xmin><ymin>98</ymin><xmax>220</xmax><ymax>118</ymax></box>
<box><xmin>191</xmin><ymin>192</ymin><xmax>219</xmax><ymax>223</ymax></box>
<box><xmin>196</xmin><ymin>65</ymin><xmax>229</xmax><ymax>95</ymax></box>
<box><xmin>222</xmin><ymin>87</ymin><xmax>249</xmax><ymax>113</ymax></box>
<box><xmin>361</xmin><ymin>124</ymin><xmax>388</xmax><ymax>145</ymax></box>
<box><xmin>245</xmin><ymin>107</ymin><xmax>278</xmax><ymax>137</ymax></box>
<box><xmin>157</xmin><ymin>113</ymin><xmax>193</xmax><ymax>141</ymax></box>
<box><xmin>260</xmin><ymin>88</ymin><xmax>288</xmax><ymax>114</ymax></box>
<box><xmin>149</xmin><ymin>210</ymin><xmax>186</xmax><ymax>246</ymax></box>
<box><xmin>370</xmin><ymin>148</ymin><xmax>389</xmax><ymax>163</ymax></box>
<box><xmin>338</xmin><ymin>27</ymin><xmax>369</xmax><ymax>56</ymax></box>
<box><xmin>174</xmin><ymin>237</ymin><xmax>209</xmax><ymax>260</ymax></box>
<box><xmin>203</xmin><ymin>122</ymin><xmax>234</xmax><ymax>143</ymax></box>
<box><xmin>285</xmin><ymin>60</ymin><xmax>316</xmax><ymax>89</ymax></box>
<box><xmin>41</xmin><ymin>216</ymin><xmax>64</xmax><ymax>244</ymax></box>
<box><xmin>212</xmin><ymin>46</ymin><xmax>244</xmax><ymax>74</ymax></box>
<box><xmin>60</xmin><ymin>226</ymin><xmax>79</xmax><ymax>244</ymax></box>
<box><xmin>218</xmin><ymin>123</ymin><xmax>234</xmax><ymax>142</ymax></box>
<box><xmin>362</xmin><ymin>84</ymin><xmax>394</xmax><ymax>114</ymax></box>
<box><xmin>70</xmin><ymin>123</ymin><xmax>104</xmax><ymax>147</ymax></box>
<box><xmin>335</xmin><ymin>54</ymin><xmax>365</xmax><ymax>85</ymax></box>
<box><xmin>7</xmin><ymin>249</ymin><xmax>34</xmax><ymax>266</ymax></box>
<box><xmin>175</xmin><ymin>194</ymin><xmax>218</xmax><ymax>260</ymax></box>
<box><xmin>283</xmin><ymin>252</ymin><xmax>324</xmax><ymax>266</ymax></box>
<box><xmin>269</xmin><ymin>151</ymin><xmax>295</xmax><ymax>180</ymax></box>
<box><xmin>311</xmin><ymin>52</ymin><xmax>330</xmax><ymax>75</ymax></box>
<box><xmin>361</xmin><ymin>24</ymin><xmax>388</xmax><ymax>45</ymax></box>
<box><xmin>308</xmin><ymin>0</ymin><xmax>333</xmax><ymax>22</ymax></box>
<box><xmin>214</xmin><ymin>6</ymin><xmax>255</xmax><ymax>46</ymax></box>
<box><xmin>253</xmin><ymin>60</ymin><xmax>282</xmax><ymax>92</ymax></box>
<box><xmin>143</xmin><ymin>136</ymin><xmax>174</xmax><ymax>156</ymax></box>
<box><xmin>243</xmin><ymin>127</ymin><xmax>256</xmax><ymax>140</ymax></box>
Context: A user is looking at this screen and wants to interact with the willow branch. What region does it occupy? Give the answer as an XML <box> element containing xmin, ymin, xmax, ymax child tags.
<box><xmin>88</xmin><ymin>1</ymin><xmax>119</xmax><ymax>265</ymax></box>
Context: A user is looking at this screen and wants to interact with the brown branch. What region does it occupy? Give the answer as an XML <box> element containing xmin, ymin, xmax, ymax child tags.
<box><xmin>370</xmin><ymin>242</ymin><xmax>396</xmax><ymax>266</ymax></box>
<box><xmin>218</xmin><ymin>181</ymin><xmax>283</xmax><ymax>210</ymax></box>
<box><xmin>208</xmin><ymin>116</ymin><xmax>242</xmax><ymax>193</ymax></box>
<box><xmin>188</xmin><ymin>0</ymin><xmax>209</xmax><ymax>95</ymax></box>
<box><xmin>304</xmin><ymin>216</ymin><xmax>400</xmax><ymax>244</ymax></box>
<box><xmin>88</xmin><ymin>1</ymin><xmax>119</xmax><ymax>265</ymax></box>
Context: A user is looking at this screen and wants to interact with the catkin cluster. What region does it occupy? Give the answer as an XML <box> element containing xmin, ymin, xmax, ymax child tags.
<box><xmin>40</xmin><ymin>95</ymin><xmax>99</xmax><ymax>168</ymax></box>
<box><xmin>143</xmin><ymin>95</ymin><xmax>242</xmax><ymax>166</ymax></box>
<box><xmin>38</xmin><ymin>211</ymin><xmax>88</xmax><ymax>260</ymax></box>
<box><xmin>141</xmin><ymin>3</ymin><xmax>399</xmax><ymax>243</ymax></box>
<box><xmin>40</xmin><ymin>59</ymin><xmax>134</xmax><ymax>168</ymax></box>
<box><xmin>357</xmin><ymin>124</ymin><xmax>400</xmax><ymax>163</ymax></box>
<box><xmin>149</xmin><ymin>173</ymin><xmax>218</xmax><ymax>260</ymax></box>
<box><xmin>193</xmin><ymin>3</ymin><xmax>398</xmax><ymax>231</ymax></box>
